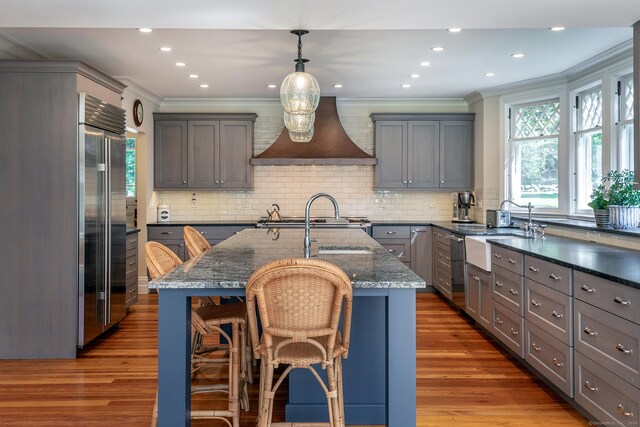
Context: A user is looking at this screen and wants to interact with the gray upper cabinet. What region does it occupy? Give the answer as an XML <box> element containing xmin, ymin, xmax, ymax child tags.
<box><xmin>155</xmin><ymin>121</ymin><xmax>188</xmax><ymax>188</ymax></box>
<box><xmin>154</xmin><ymin>113</ymin><xmax>257</xmax><ymax>190</ymax></box>
<box><xmin>370</xmin><ymin>113</ymin><xmax>474</xmax><ymax>190</ymax></box>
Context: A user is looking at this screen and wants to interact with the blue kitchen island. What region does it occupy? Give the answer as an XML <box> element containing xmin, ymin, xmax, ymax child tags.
<box><xmin>149</xmin><ymin>228</ymin><xmax>425</xmax><ymax>426</ymax></box>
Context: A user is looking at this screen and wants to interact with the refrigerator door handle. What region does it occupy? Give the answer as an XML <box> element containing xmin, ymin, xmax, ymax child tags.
<box><xmin>104</xmin><ymin>137</ymin><xmax>112</xmax><ymax>325</ymax></box>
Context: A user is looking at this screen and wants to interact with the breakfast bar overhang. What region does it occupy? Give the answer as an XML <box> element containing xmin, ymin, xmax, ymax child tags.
<box><xmin>149</xmin><ymin>229</ymin><xmax>425</xmax><ymax>427</ymax></box>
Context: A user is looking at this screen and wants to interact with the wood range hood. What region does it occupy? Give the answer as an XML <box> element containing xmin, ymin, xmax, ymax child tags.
<box><xmin>251</xmin><ymin>96</ymin><xmax>377</xmax><ymax>165</ymax></box>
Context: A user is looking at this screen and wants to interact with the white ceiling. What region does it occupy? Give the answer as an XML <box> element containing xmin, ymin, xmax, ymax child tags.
<box><xmin>0</xmin><ymin>0</ymin><xmax>638</xmax><ymax>100</ymax></box>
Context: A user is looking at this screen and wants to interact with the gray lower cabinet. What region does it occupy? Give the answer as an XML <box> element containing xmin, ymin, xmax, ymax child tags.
<box><xmin>372</xmin><ymin>225</ymin><xmax>411</xmax><ymax>268</ymax></box>
<box><xmin>370</xmin><ymin>113</ymin><xmax>474</xmax><ymax>190</ymax></box>
<box><xmin>466</xmin><ymin>264</ymin><xmax>492</xmax><ymax>330</ymax></box>
<box><xmin>372</xmin><ymin>225</ymin><xmax>433</xmax><ymax>285</ymax></box>
<box><xmin>525</xmin><ymin>320</ymin><xmax>573</xmax><ymax>396</ymax></box>
<box><xmin>154</xmin><ymin>113</ymin><xmax>257</xmax><ymax>190</ymax></box>
<box><xmin>492</xmin><ymin>299</ymin><xmax>525</xmax><ymax>357</ymax></box>
<box><xmin>125</xmin><ymin>232</ymin><xmax>139</xmax><ymax>309</ymax></box>
<box><xmin>147</xmin><ymin>224</ymin><xmax>252</xmax><ymax>262</ymax></box>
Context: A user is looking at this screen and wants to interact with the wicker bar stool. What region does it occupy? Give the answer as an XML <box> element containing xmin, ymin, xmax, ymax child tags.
<box><xmin>145</xmin><ymin>241</ymin><xmax>249</xmax><ymax>427</ymax></box>
<box><xmin>246</xmin><ymin>258</ymin><xmax>353</xmax><ymax>427</ymax></box>
<box><xmin>183</xmin><ymin>226</ymin><xmax>254</xmax><ymax>385</ymax></box>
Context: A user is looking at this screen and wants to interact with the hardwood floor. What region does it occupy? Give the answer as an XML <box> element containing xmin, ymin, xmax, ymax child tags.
<box><xmin>0</xmin><ymin>293</ymin><xmax>589</xmax><ymax>426</ymax></box>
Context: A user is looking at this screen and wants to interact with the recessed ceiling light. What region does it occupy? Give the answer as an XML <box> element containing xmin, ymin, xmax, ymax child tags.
<box><xmin>448</xmin><ymin>28</ymin><xmax>462</xmax><ymax>33</ymax></box>
<box><xmin>410</xmin><ymin>74</ymin><xmax>420</xmax><ymax>78</ymax></box>
<box><xmin>189</xmin><ymin>74</ymin><xmax>199</xmax><ymax>79</ymax></box>
<box><xmin>550</xmin><ymin>26</ymin><xmax>566</xmax><ymax>31</ymax></box>
<box><xmin>138</xmin><ymin>28</ymin><xmax>153</xmax><ymax>33</ymax></box>
<box><xmin>200</xmin><ymin>84</ymin><xmax>209</xmax><ymax>88</ymax></box>
<box><xmin>401</xmin><ymin>84</ymin><xmax>411</xmax><ymax>88</ymax></box>
<box><xmin>511</xmin><ymin>53</ymin><xmax>525</xmax><ymax>58</ymax></box>
<box><xmin>159</xmin><ymin>46</ymin><xmax>172</xmax><ymax>52</ymax></box>
<box><xmin>485</xmin><ymin>72</ymin><xmax>496</xmax><ymax>77</ymax></box>
<box><xmin>175</xmin><ymin>62</ymin><xmax>186</xmax><ymax>67</ymax></box>
<box><xmin>432</xmin><ymin>47</ymin><xmax>445</xmax><ymax>52</ymax></box>
<box><xmin>419</xmin><ymin>61</ymin><xmax>431</xmax><ymax>67</ymax></box>
<box><xmin>333</xmin><ymin>84</ymin><xmax>343</xmax><ymax>88</ymax></box>
<box><xmin>267</xmin><ymin>84</ymin><xmax>277</xmax><ymax>88</ymax></box>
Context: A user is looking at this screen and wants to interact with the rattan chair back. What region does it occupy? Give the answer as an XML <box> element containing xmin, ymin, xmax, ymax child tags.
<box><xmin>184</xmin><ymin>226</ymin><xmax>212</xmax><ymax>259</ymax></box>
<box><xmin>144</xmin><ymin>241</ymin><xmax>183</xmax><ymax>280</ymax></box>
<box><xmin>245</xmin><ymin>258</ymin><xmax>353</xmax><ymax>360</ymax></box>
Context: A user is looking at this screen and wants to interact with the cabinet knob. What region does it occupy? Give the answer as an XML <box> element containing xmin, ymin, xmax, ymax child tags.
<box><xmin>129</xmin><ymin>260</ymin><xmax>136</xmax><ymax>266</ymax></box>
<box><xmin>441</xmin><ymin>180</ymin><xmax>444</xmax><ymax>184</ymax></box>
<box><xmin>403</xmin><ymin>180</ymin><xmax>407</xmax><ymax>184</ymax></box>
<box><xmin>386</xmin><ymin>231</ymin><xmax>396</xmax><ymax>234</ymax></box>
<box><xmin>221</xmin><ymin>180</ymin><xmax>224</xmax><ymax>184</ymax></box>
<box><xmin>130</xmin><ymin>239</ymin><xmax>136</xmax><ymax>243</ymax></box>
<box><xmin>408</xmin><ymin>180</ymin><xmax>412</xmax><ymax>184</ymax></box>
<box><xmin>183</xmin><ymin>180</ymin><xmax>187</xmax><ymax>184</ymax></box>
<box><xmin>215</xmin><ymin>180</ymin><xmax>219</xmax><ymax>184</ymax></box>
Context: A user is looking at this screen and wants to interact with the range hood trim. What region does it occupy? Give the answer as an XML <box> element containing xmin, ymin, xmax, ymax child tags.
<box><xmin>252</xmin><ymin>96</ymin><xmax>377</xmax><ymax>166</ymax></box>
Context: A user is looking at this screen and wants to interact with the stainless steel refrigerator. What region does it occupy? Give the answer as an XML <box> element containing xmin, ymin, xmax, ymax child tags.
<box><xmin>78</xmin><ymin>93</ymin><xmax>127</xmax><ymax>347</ymax></box>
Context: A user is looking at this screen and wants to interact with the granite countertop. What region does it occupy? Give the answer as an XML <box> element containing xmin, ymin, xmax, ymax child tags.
<box><xmin>488</xmin><ymin>235</ymin><xmax>640</xmax><ymax>289</ymax></box>
<box><xmin>149</xmin><ymin>228</ymin><xmax>426</xmax><ymax>290</ymax></box>
<box><xmin>148</xmin><ymin>220</ymin><xmax>257</xmax><ymax>226</ymax></box>
<box><xmin>126</xmin><ymin>227</ymin><xmax>140</xmax><ymax>234</ymax></box>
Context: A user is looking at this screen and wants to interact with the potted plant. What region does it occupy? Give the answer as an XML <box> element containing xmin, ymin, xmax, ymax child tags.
<box><xmin>603</xmin><ymin>169</ymin><xmax>640</xmax><ymax>229</ymax></box>
<box><xmin>588</xmin><ymin>181</ymin><xmax>610</xmax><ymax>227</ymax></box>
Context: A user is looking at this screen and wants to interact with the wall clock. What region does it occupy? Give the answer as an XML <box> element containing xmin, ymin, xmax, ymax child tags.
<box><xmin>133</xmin><ymin>99</ymin><xmax>144</xmax><ymax>126</ymax></box>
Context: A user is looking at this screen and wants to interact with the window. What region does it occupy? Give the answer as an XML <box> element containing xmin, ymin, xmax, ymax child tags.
<box><xmin>617</xmin><ymin>74</ymin><xmax>634</xmax><ymax>170</ymax></box>
<box><xmin>125</xmin><ymin>137</ymin><xmax>136</xmax><ymax>197</ymax></box>
<box><xmin>507</xmin><ymin>98</ymin><xmax>560</xmax><ymax>208</ymax></box>
<box><xmin>575</xmin><ymin>86</ymin><xmax>603</xmax><ymax>210</ymax></box>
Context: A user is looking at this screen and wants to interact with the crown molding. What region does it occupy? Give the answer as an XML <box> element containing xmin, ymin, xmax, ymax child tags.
<box><xmin>464</xmin><ymin>91</ymin><xmax>483</xmax><ymax>106</ymax></box>
<box><xmin>116</xmin><ymin>77</ymin><xmax>163</xmax><ymax>105</ymax></box>
<box><xmin>562</xmin><ymin>39</ymin><xmax>633</xmax><ymax>81</ymax></box>
<box><xmin>0</xmin><ymin>32</ymin><xmax>49</xmax><ymax>60</ymax></box>
<box><xmin>476</xmin><ymin>73</ymin><xmax>568</xmax><ymax>99</ymax></box>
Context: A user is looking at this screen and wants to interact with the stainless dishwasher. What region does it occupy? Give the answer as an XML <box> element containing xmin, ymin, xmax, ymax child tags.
<box><xmin>446</xmin><ymin>233</ymin><xmax>466</xmax><ymax>309</ymax></box>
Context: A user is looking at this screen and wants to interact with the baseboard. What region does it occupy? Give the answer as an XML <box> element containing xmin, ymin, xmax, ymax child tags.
<box><xmin>138</xmin><ymin>276</ymin><xmax>149</xmax><ymax>294</ymax></box>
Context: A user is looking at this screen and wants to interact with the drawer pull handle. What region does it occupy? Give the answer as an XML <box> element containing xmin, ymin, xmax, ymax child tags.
<box><xmin>161</xmin><ymin>231</ymin><xmax>172</xmax><ymax>235</ymax></box>
<box><xmin>508</xmin><ymin>258</ymin><xmax>517</xmax><ymax>264</ymax></box>
<box><xmin>551</xmin><ymin>311</ymin><xmax>563</xmax><ymax>319</ymax></box>
<box><xmin>616</xmin><ymin>344</ymin><xmax>633</xmax><ymax>355</ymax></box>
<box><xmin>510</xmin><ymin>328</ymin><xmax>518</xmax><ymax>336</ymax></box>
<box><xmin>200</xmin><ymin>231</ymin><xmax>207</xmax><ymax>235</ymax></box>
<box><xmin>493</xmin><ymin>253</ymin><xmax>502</xmax><ymax>259</ymax></box>
<box><xmin>614</xmin><ymin>297</ymin><xmax>631</xmax><ymax>306</ymax></box>
<box><xmin>129</xmin><ymin>288</ymin><xmax>136</xmax><ymax>294</ymax></box>
<box><xmin>617</xmin><ymin>404</ymin><xmax>634</xmax><ymax>418</ymax></box>
<box><xmin>549</xmin><ymin>273</ymin><xmax>561</xmax><ymax>281</ymax></box>
<box><xmin>496</xmin><ymin>317</ymin><xmax>504</xmax><ymax>325</ymax></box>
<box><xmin>583</xmin><ymin>381</ymin><xmax>598</xmax><ymax>392</ymax></box>
<box><xmin>584</xmin><ymin>327</ymin><xmax>597</xmax><ymax>336</ymax></box>
<box><xmin>472</xmin><ymin>275</ymin><xmax>480</xmax><ymax>281</ymax></box>
<box><xmin>179</xmin><ymin>243</ymin><xmax>183</xmax><ymax>247</ymax></box>
<box><xmin>552</xmin><ymin>358</ymin><xmax>564</xmax><ymax>368</ymax></box>
<box><xmin>532</xmin><ymin>343</ymin><xmax>542</xmax><ymax>352</ymax></box>
<box><xmin>386</xmin><ymin>231</ymin><xmax>396</xmax><ymax>234</ymax></box>
<box><xmin>445</xmin><ymin>256</ymin><xmax>451</xmax><ymax>261</ymax></box>
<box><xmin>531</xmin><ymin>300</ymin><xmax>541</xmax><ymax>307</ymax></box>
<box><xmin>129</xmin><ymin>260</ymin><xmax>136</xmax><ymax>266</ymax></box>
<box><xmin>130</xmin><ymin>239</ymin><xmax>136</xmax><ymax>243</ymax></box>
<box><xmin>580</xmin><ymin>285</ymin><xmax>595</xmax><ymax>293</ymax></box>
<box><xmin>529</xmin><ymin>266</ymin><xmax>540</xmax><ymax>272</ymax></box>
<box><xmin>495</xmin><ymin>281</ymin><xmax>503</xmax><ymax>288</ymax></box>
<box><xmin>508</xmin><ymin>288</ymin><xmax>518</xmax><ymax>296</ymax></box>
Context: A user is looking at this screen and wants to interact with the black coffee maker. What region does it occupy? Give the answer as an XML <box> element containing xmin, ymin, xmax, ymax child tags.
<box><xmin>452</xmin><ymin>192</ymin><xmax>475</xmax><ymax>223</ymax></box>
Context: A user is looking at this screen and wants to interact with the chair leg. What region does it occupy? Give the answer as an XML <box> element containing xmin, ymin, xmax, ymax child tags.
<box><xmin>336</xmin><ymin>357</ymin><xmax>345</xmax><ymax>427</ymax></box>
<box><xmin>241</xmin><ymin>323</ymin><xmax>254</xmax><ymax>384</ymax></box>
<box><xmin>258</xmin><ymin>359</ymin><xmax>275</xmax><ymax>427</ymax></box>
<box><xmin>230</xmin><ymin>323</ymin><xmax>241</xmax><ymax>427</ymax></box>
<box><xmin>151</xmin><ymin>389</ymin><xmax>158</xmax><ymax>427</ymax></box>
<box><xmin>326</xmin><ymin>363</ymin><xmax>341</xmax><ymax>427</ymax></box>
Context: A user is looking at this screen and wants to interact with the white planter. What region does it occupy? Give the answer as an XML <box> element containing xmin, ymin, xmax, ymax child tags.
<box><xmin>608</xmin><ymin>205</ymin><xmax>640</xmax><ymax>229</ymax></box>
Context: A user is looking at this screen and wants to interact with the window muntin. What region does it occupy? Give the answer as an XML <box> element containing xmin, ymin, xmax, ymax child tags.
<box><xmin>618</xmin><ymin>74</ymin><xmax>634</xmax><ymax>170</ymax></box>
<box><xmin>575</xmin><ymin>86</ymin><xmax>603</xmax><ymax>210</ymax></box>
<box><xmin>508</xmin><ymin>99</ymin><xmax>560</xmax><ymax>209</ymax></box>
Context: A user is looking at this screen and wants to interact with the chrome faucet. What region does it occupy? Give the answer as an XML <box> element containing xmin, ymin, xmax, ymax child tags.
<box><xmin>499</xmin><ymin>199</ymin><xmax>536</xmax><ymax>238</ymax></box>
<box><xmin>304</xmin><ymin>193</ymin><xmax>340</xmax><ymax>258</ymax></box>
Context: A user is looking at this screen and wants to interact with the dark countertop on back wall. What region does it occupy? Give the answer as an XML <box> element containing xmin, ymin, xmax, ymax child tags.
<box><xmin>126</xmin><ymin>227</ymin><xmax>140</xmax><ymax>235</ymax></box>
<box><xmin>147</xmin><ymin>220</ymin><xmax>257</xmax><ymax>226</ymax></box>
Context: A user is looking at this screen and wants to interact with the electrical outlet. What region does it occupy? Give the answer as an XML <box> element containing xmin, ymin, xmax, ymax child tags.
<box><xmin>430</xmin><ymin>200</ymin><xmax>436</xmax><ymax>208</ymax></box>
<box><xmin>191</xmin><ymin>192</ymin><xmax>197</xmax><ymax>208</ymax></box>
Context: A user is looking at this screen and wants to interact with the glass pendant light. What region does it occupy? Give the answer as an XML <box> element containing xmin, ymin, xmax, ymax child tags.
<box><xmin>280</xmin><ymin>30</ymin><xmax>320</xmax><ymax>142</ymax></box>
<box><xmin>288</xmin><ymin>126</ymin><xmax>315</xmax><ymax>143</ymax></box>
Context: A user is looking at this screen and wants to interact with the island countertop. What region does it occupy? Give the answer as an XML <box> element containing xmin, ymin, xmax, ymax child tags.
<box><xmin>149</xmin><ymin>228</ymin><xmax>426</xmax><ymax>290</ymax></box>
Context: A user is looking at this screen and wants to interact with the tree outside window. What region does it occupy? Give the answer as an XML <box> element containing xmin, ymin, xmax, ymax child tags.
<box><xmin>125</xmin><ymin>137</ymin><xmax>136</xmax><ymax>197</ymax></box>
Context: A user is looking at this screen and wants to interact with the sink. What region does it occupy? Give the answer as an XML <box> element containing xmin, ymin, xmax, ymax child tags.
<box><xmin>465</xmin><ymin>235</ymin><xmax>521</xmax><ymax>271</ymax></box>
<box><xmin>318</xmin><ymin>245</ymin><xmax>373</xmax><ymax>255</ymax></box>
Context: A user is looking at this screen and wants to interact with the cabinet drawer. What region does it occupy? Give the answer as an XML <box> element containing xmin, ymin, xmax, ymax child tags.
<box><xmin>148</xmin><ymin>226</ymin><xmax>184</xmax><ymax>240</ymax></box>
<box><xmin>491</xmin><ymin>245</ymin><xmax>523</xmax><ymax>275</ymax></box>
<box><xmin>435</xmin><ymin>241</ymin><xmax>451</xmax><ymax>264</ymax></box>
<box><xmin>434</xmin><ymin>268</ymin><xmax>452</xmax><ymax>300</ymax></box>
<box><xmin>432</xmin><ymin>229</ymin><xmax>450</xmax><ymax>246</ymax></box>
<box><xmin>492</xmin><ymin>265</ymin><xmax>524</xmax><ymax>316</ymax></box>
<box><xmin>574</xmin><ymin>271</ymin><xmax>640</xmax><ymax>325</ymax></box>
<box><xmin>125</xmin><ymin>281</ymin><xmax>138</xmax><ymax>307</ymax></box>
<box><xmin>525</xmin><ymin>278</ymin><xmax>572</xmax><ymax>344</ymax></box>
<box><xmin>126</xmin><ymin>255</ymin><xmax>138</xmax><ymax>279</ymax></box>
<box><xmin>373</xmin><ymin>225</ymin><xmax>410</xmax><ymax>239</ymax></box>
<box><xmin>126</xmin><ymin>234</ymin><xmax>139</xmax><ymax>251</ymax></box>
<box><xmin>575</xmin><ymin>299</ymin><xmax>640</xmax><ymax>389</ymax></box>
<box><xmin>525</xmin><ymin>321</ymin><xmax>573</xmax><ymax>397</ymax></box>
<box><xmin>195</xmin><ymin>225</ymin><xmax>250</xmax><ymax>244</ymax></box>
<box><xmin>492</xmin><ymin>300</ymin><xmax>524</xmax><ymax>358</ymax></box>
<box><xmin>575</xmin><ymin>351</ymin><xmax>639</xmax><ymax>427</ymax></box>
<box><xmin>524</xmin><ymin>255</ymin><xmax>572</xmax><ymax>295</ymax></box>
<box><xmin>378</xmin><ymin>240</ymin><xmax>410</xmax><ymax>263</ymax></box>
